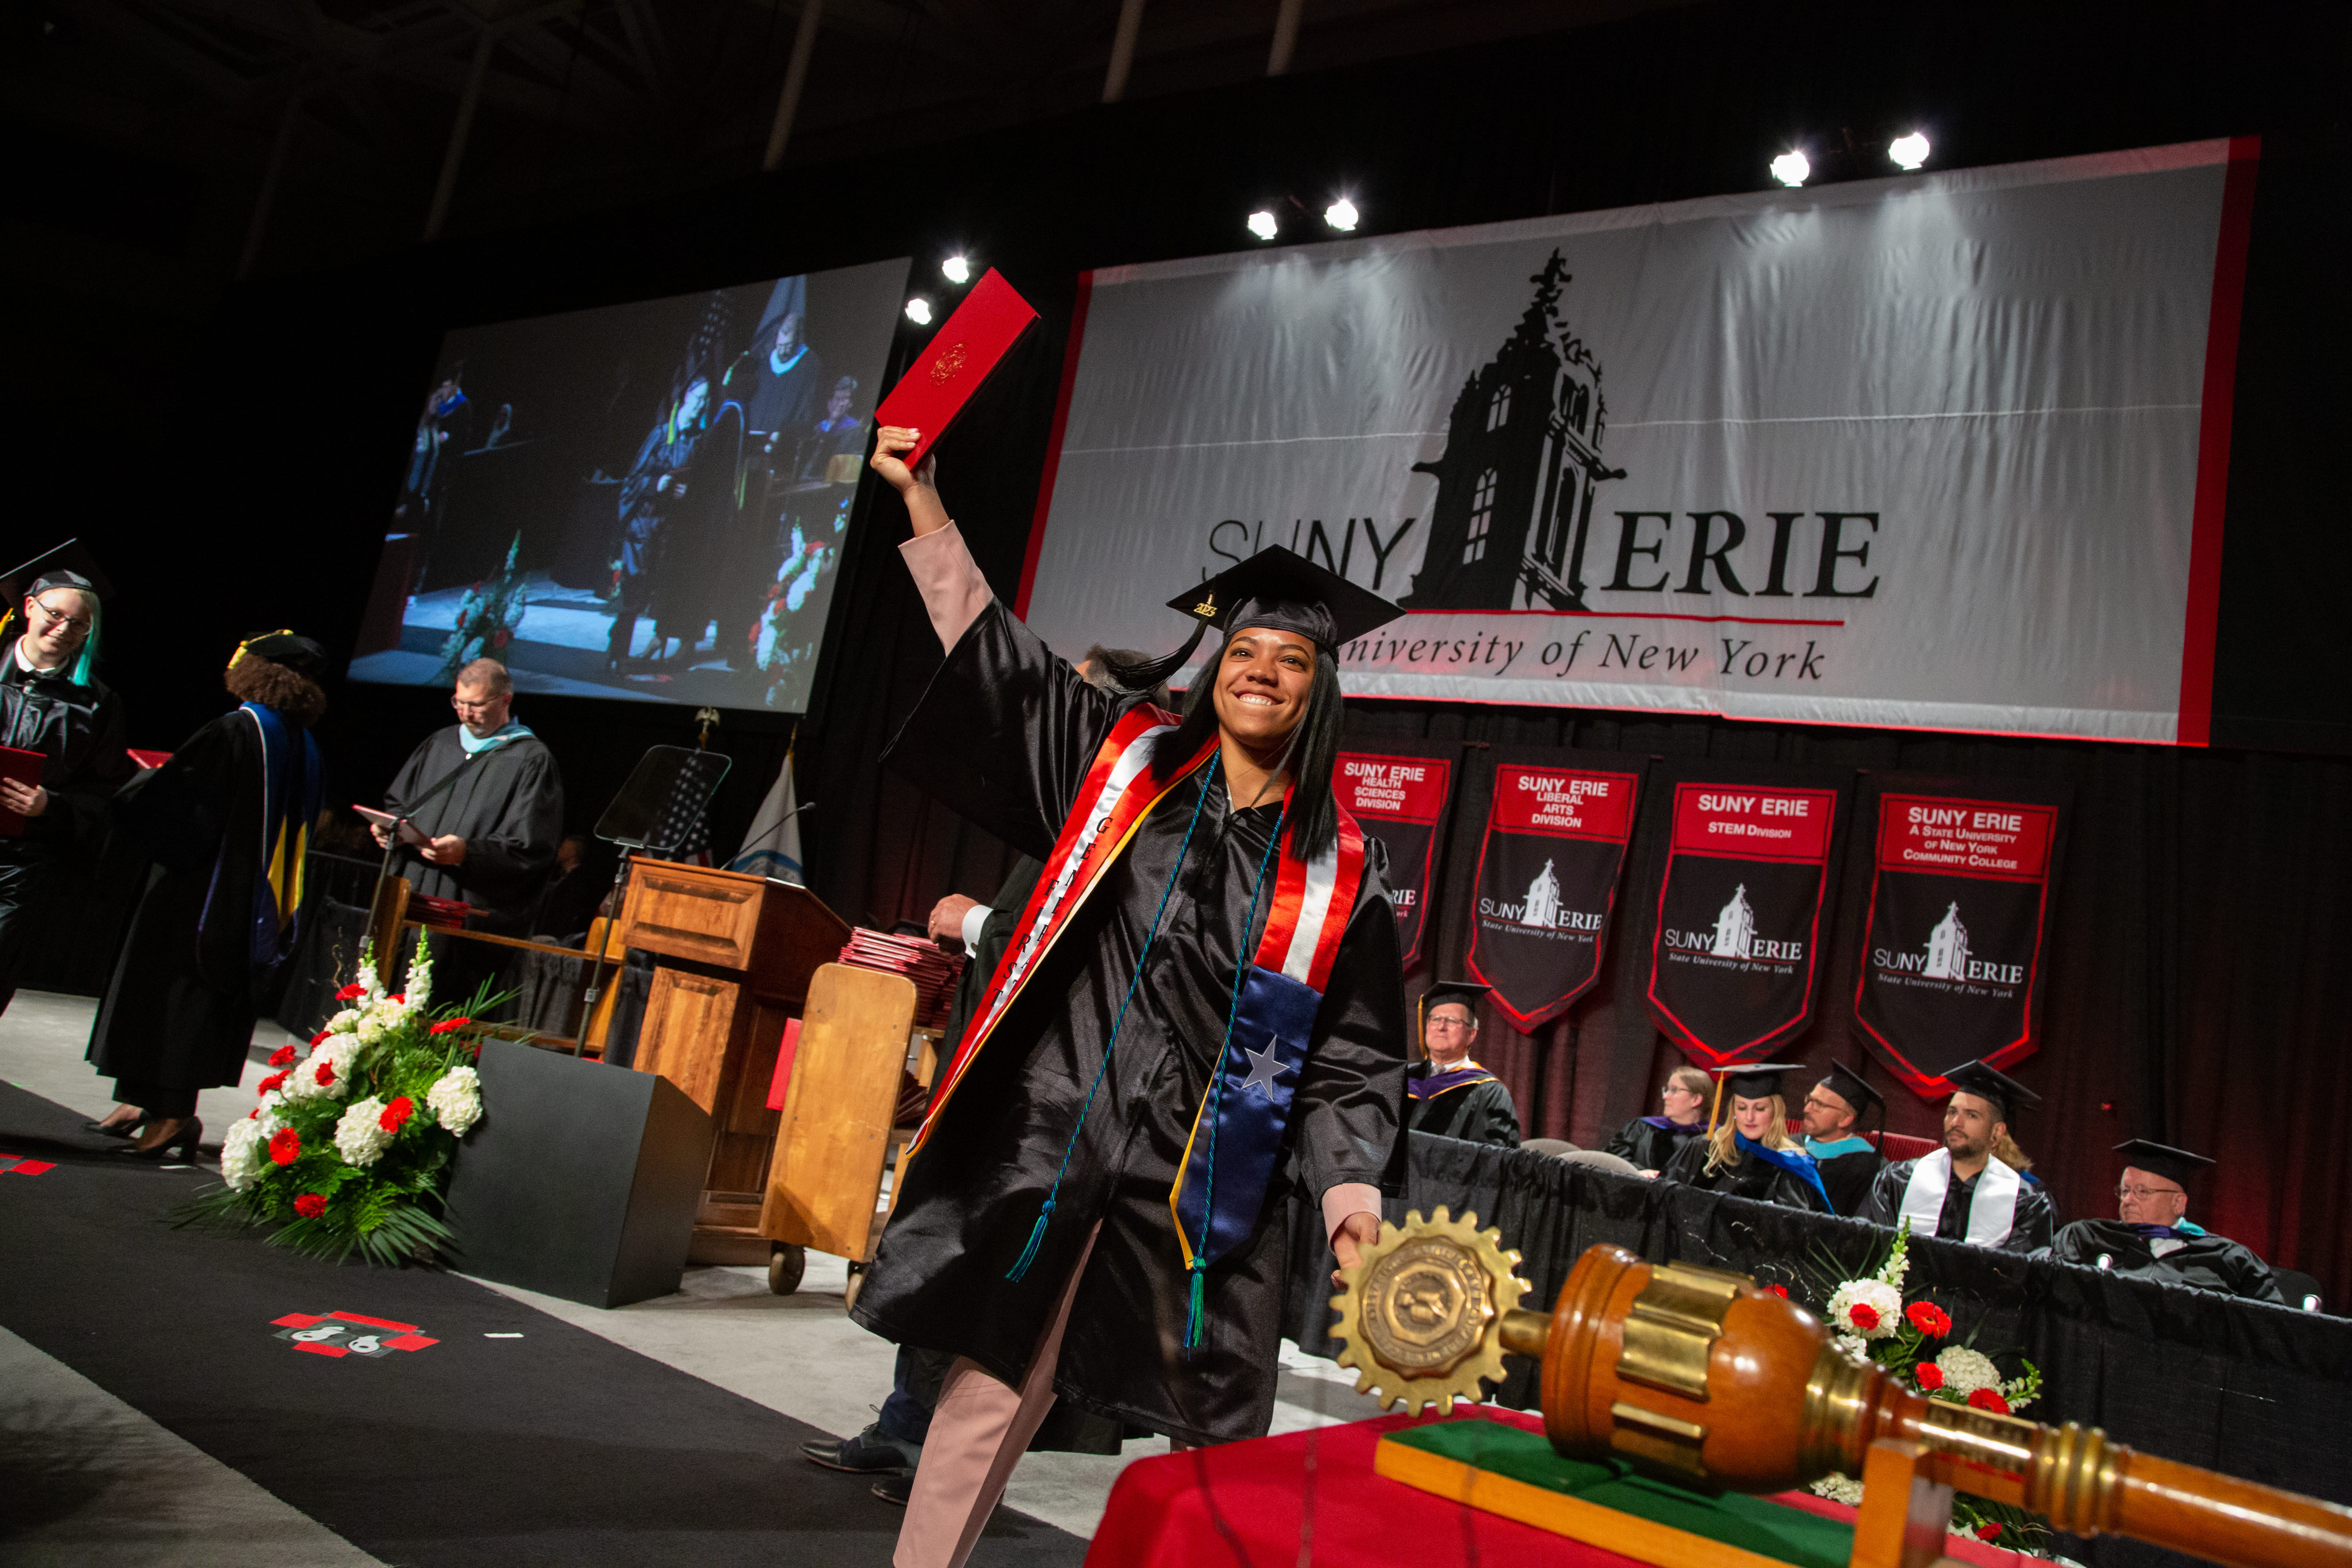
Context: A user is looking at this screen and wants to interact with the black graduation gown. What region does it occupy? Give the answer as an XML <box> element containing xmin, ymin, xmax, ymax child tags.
<box><xmin>0</xmin><ymin>655</ymin><xmax>132</xmax><ymax>1007</ymax></box>
<box><xmin>87</xmin><ymin>708</ymin><xmax>318</xmax><ymax>1092</ymax></box>
<box><xmin>855</xmin><ymin>599</ymin><xmax>1409</xmax><ymax>1447</ymax></box>
<box><xmin>1660</xmin><ymin>1134</ymin><xmax>1833</xmax><ymax>1213</ymax></box>
<box><xmin>1407</xmin><ymin>1064</ymin><xmax>1521</xmax><ymax>1147</ymax></box>
<box><xmin>2051</xmin><ymin>1219</ymin><xmax>2285</xmax><ymax>1303</ymax></box>
<box><xmin>382</xmin><ymin>728</ymin><xmax>565</xmax><ymax>935</ymax></box>
<box><xmin>1809</xmin><ymin>1143</ymin><xmax>1887</xmax><ymax>1218</ymax></box>
<box><xmin>1860</xmin><ymin>1158</ymin><xmax>2058</xmax><ymax>1254</ymax></box>
<box><xmin>1606</xmin><ymin>1116</ymin><xmax>1708</xmax><ymax>1174</ymax></box>
<box><xmin>937</xmin><ymin>855</ymin><xmax>1045</xmax><ymax>1055</ymax></box>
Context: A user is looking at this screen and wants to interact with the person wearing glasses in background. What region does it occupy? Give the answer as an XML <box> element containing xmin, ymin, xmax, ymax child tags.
<box><xmin>2051</xmin><ymin>1140</ymin><xmax>2285</xmax><ymax>1303</ymax></box>
<box><xmin>0</xmin><ymin>549</ymin><xmax>133</xmax><ymax>1021</ymax></box>
<box><xmin>372</xmin><ymin>657</ymin><xmax>564</xmax><ymax>1009</ymax></box>
<box><xmin>1606</xmin><ymin>1064</ymin><xmax>1713</xmax><ymax>1177</ymax></box>
<box><xmin>1405</xmin><ymin>981</ymin><xmax>1520</xmax><ymax>1147</ymax></box>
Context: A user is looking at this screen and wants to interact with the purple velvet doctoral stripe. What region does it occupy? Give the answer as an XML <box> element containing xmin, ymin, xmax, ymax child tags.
<box><xmin>1640</xmin><ymin>1115</ymin><xmax>1707</xmax><ymax>1136</ymax></box>
<box><xmin>1408</xmin><ymin>1064</ymin><xmax>1498</xmax><ymax>1101</ymax></box>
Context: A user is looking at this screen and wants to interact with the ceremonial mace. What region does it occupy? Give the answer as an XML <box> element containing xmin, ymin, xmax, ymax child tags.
<box><xmin>1332</xmin><ymin>1211</ymin><xmax>2352</xmax><ymax>1568</ymax></box>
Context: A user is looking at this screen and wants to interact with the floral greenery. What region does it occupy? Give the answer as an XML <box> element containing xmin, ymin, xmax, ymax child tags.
<box><xmin>435</xmin><ymin>530</ymin><xmax>530</xmax><ymax>682</ymax></box>
<box><xmin>1799</xmin><ymin>1222</ymin><xmax>2052</xmax><ymax>1550</ymax></box>
<box><xmin>177</xmin><ymin>933</ymin><xmax>488</xmax><ymax>1267</ymax></box>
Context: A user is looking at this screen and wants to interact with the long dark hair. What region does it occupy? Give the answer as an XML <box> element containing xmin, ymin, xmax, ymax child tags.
<box><xmin>1103</xmin><ymin>624</ymin><xmax>1345</xmax><ymax>860</ymax></box>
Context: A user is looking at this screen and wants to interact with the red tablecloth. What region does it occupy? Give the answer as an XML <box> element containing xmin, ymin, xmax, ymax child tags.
<box><xmin>1083</xmin><ymin>1407</ymin><xmax>2035</xmax><ymax>1567</ymax></box>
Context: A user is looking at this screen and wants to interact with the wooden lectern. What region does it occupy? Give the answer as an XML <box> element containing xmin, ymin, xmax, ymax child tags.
<box><xmin>613</xmin><ymin>860</ymin><xmax>849</xmax><ymax>1250</ymax></box>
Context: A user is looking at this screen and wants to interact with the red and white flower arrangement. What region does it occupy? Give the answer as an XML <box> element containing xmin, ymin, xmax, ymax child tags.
<box><xmin>187</xmin><ymin>933</ymin><xmax>490</xmax><ymax>1265</ymax></box>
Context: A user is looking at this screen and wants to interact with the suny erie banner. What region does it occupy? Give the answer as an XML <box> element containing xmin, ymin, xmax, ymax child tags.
<box><xmin>1462</xmin><ymin>752</ymin><xmax>1645</xmax><ymax>1032</ymax></box>
<box><xmin>1852</xmin><ymin>779</ymin><xmax>2070</xmax><ymax>1097</ymax></box>
<box><xmin>1645</xmin><ymin>771</ymin><xmax>1849</xmax><ymax>1065</ymax></box>
<box><xmin>1018</xmin><ymin>140</ymin><xmax>2256</xmax><ymax>743</ymax></box>
<box><xmin>1333</xmin><ymin>745</ymin><xmax>1455</xmax><ymax>968</ymax></box>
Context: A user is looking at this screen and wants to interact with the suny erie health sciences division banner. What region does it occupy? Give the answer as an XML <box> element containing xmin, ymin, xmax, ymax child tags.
<box><xmin>1333</xmin><ymin>744</ymin><xmax>1455</xmax><ymax>967</ymax></box>
<box><xmin>1645</xmin><ymin>769</ymin><xmax>1849</xmax><ymax>1065</ymax></box>
<box><xmin>1852</xmin><ymin>778</ymin><xmax>2070</xmax><ymax>1097</ymax></box>
<box><xmin>1462</xmin><ymin>751</ymin><xmax>1645</xmax><ymax>1032</ymax></box>
<box><xmin>1018</xmin><ymin>140</ymin><xmax>2256</xmax><ymax>743</ymax></box>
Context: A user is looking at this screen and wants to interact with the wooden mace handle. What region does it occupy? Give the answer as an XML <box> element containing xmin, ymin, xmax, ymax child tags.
<box><xmin>2108</xmin><ymin>1450</ymin><xmax>2352</xmax><ymax>1568</ymax></box>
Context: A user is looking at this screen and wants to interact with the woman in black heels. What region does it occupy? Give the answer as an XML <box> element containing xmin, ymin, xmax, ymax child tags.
<box><xmin>87</xmin><ymin>633</ymin><xmax>328</xmax><ymax>1162</ymax></box>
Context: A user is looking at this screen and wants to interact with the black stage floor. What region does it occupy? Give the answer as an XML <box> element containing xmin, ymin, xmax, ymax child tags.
<box><xmin>0</xmin><ymin>1080</ymin><xmax>1087</xmax><ymax>1566</ymax></box>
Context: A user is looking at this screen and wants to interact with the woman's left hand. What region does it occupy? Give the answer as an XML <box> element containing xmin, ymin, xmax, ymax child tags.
<box><xmin>0</xmin><ymin>780</ymin><xmax>47</xmax><ymax>818</ymax></box>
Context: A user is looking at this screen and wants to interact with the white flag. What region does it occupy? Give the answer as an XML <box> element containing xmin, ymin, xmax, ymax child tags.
<box><xmin>728</xmin><ymin>755</ymin><xmax>804</xmax><ymax>883</ymax></box>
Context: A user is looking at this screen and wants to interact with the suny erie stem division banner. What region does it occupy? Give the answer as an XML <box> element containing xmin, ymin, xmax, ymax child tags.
<box><xmin>1020</xmin><ymin>140</ymin><xmax>2253</xmax><ymax>743</ymax></box>
<box><xmin>1852</xmin><ymin>779</ymin><xmax>2070</xmax><ymax>1097</ymax></box>
<box><xmin>1645</xmin><ymin>771</ymin><xmax>1848</xmax><ymax>1064</ymax></box>
<box><xmin>1334</xmin><ymin>745</ymin><xmax>1455</xmax><ymax>968</ymax></box>
<box><xmin>1462</xmin><ymin>752</ymin><xmax>1645</xmax><ymax>1032</ymax></box>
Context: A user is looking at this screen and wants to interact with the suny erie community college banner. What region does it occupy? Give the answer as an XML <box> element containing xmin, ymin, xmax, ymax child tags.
<box><xmin>1018</xmin><ymin>140</ymin><xmax>2257</xmax><ymax>744</ymax></box>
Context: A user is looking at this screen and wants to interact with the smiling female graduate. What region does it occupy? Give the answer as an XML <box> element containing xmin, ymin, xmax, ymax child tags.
<box><xmin>857</xmin><ymin>427</ymin><xmax>1411</xmax><ymax>1568</ymax></box>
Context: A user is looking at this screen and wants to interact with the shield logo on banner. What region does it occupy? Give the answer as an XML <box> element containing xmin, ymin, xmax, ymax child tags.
<box><xmin>1853</xmin><ymin>793</ymin><xmax>2064</xmax><ymax>1095</ymax></box>
<box><xmin>1465</xmin><ymin>764</ymin><xmax>1640</xmax><ymax>1031</ymax></box>
<box><xmin>1645</xmin><ymin>781</ymin><xmax>1840</xmax><ymax>1063</ymax></box>
<box><xmin>1334</xmin><ymin>751</ymin><xmax>1454</xmax><ymax>969</ymax></box>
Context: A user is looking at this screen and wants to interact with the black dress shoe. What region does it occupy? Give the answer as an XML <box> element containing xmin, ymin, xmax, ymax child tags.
<box><xmin>800</xmin><ymin>1423</ymin><xmax>920</xmax><ymax>1474</ymax></box>
<box><xmin>872</xmin><ymin>1472</ymin><xmax>912</xmax><ymax>1506</ymax></box>
<box><xmin>83</xmin><ymin>1118</ymin><xmax>139</xmax><ymax>1139</ymax></box>
<box><xmin>114</xmin><ymin>1118</ymin><xmax>202</xmax><ymax>1163</ymax></box>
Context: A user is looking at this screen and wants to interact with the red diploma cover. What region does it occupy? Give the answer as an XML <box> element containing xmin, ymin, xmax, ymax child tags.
<box><xmin>871</xmin><ymin>269</ymin><xmax>1040</xmax><ymax>470</ymax></box>
<box><xmin>0</xmin><ymin>746</ymin><xmax>40</xmax><ymax>838</ymax></box>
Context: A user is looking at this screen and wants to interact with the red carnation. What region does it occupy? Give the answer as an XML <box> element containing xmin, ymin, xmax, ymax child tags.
<box><xmin>491</xmin><ymin>629</ymin><xmax>510</xmax><ymax>648</ymax></box>
<box><xmin>269</xmin><ymin>1128</ymin><xmax>301</xmax><ymax>1166</ymax></box>
<box><xmin>1914</xmin><ymin>1361</ymin><xmax>1945</xmax><ymax>1391</ymax></box>
<box><xmin>429</xmin><ymin>1017</ymin><xmax>472</xmax><ymax>1036</ymax></box>
<box><xmin>293</xmin><ymin>1193</ymin><xmax>327</xmax><ymax>1219</ymax></box>
<box><xmin>1846</xmin><ymin>1301</ymin><xmax>1881</xmax><ymax>1331</ymax></box>
<box><xmin>1905</xmin><ymin>1301</ymin><xmax>1952</xmax><ymax>1338</ymax></box>
<box><xmin>1761</xmin><ymin>1284</ymin><xmax>1789</xmax><ymax>1298</ymax></box>
<box><xmin>335</xmin><ymin>983</ymin><xmax>366</xmax><ymax>1001</ymax></box>
<box><xmin>1967</xmin><ymin>1388</ymin><xmax>2011</xmax><ymax>1415</ymax></box>
<box><xmin>379</xmin><ymin>1096</ymin><xmax>415</xmax><ymax>1133</ymax></box>
<box><xmin>1975</xmin><ymin>1523</ymin><xmax>2002</xmax><ymax>1542</ymax></box>
<box><xmin>310</xmin><ymin>1028</ymin><xmax>332</xmax><ymax>1046</ymax></box>
<box><xmin>259</xmin><ymin>1070</ymin><xmax>290</xmax><ymax>1095</ymax></box>
<box><xmin>388</xmin><ymin>993</ymin><xmax>404</xmax><ymax>1004</ymax></box>
<box><xmin>270</xmin><ymin>1044</ymin><xmax>298</xmax><ymax>1067</ymax></box>
<box><xmin>314</xmin><ymin>1059</ymin><xmax>336</xmax><ymax>1087</ymax></box>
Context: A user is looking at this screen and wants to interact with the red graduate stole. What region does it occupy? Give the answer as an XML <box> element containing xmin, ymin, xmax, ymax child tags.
<box><xmin>907</xmin><ymin>704</ymin><xmax>1204</xmax><ymax>1154</ymax></box>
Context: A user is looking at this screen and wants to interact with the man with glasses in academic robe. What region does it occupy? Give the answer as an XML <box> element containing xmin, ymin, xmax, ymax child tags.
<box><xmin>2052</xmin><ymin>1140</ymin><xmax>2285</xmax><ymax>1302</ymax></box>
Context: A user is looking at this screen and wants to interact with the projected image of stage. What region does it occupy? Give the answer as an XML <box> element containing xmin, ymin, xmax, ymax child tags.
<box><xmin>346</xmin><ymin>258</ymin><xmax>908</xmax><ymax>710</ymax></box>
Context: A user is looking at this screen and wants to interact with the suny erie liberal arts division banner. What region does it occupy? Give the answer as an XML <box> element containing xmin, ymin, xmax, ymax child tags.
<box><xmin>1852</xmin><ymin>778</ymin><xmax>2070</xmax><ymax>1096</ymax></box>
<box><xmin>1018</xmin><ymin>140</ymin><xmax>2256</xmax><ymax>744</ymax></box>
<box><xmin>1462</xmin><ymin>753</ymin><xmax>1644</xmax><ymax>1032</ymax></box>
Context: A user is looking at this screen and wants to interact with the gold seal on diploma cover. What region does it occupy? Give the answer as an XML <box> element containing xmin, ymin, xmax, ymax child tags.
<box><xmin>1332</xmin><ymin>1207</ymin><xmax>1525</xmax><ymax>1416</ymax></box>
<box><xmin>929</xmin><ymin>343</ymin><xmax>968</xmax><ymax>384</ymax></box>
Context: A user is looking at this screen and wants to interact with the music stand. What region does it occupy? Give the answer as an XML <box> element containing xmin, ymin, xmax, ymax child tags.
<box><xmin>572</xmin><ymin>746</ymin><xmax>732</xmax><ymax>1056</ymax></box>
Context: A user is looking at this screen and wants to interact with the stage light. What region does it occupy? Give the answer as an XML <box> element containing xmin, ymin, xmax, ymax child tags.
<box><xmin>1247</xmin><ymin>209</ymin><xmax>1279</xmax><ymax>241</ymax></box>
<box><xmin>941</xmin><ymin>255</ymin><xmax>971</xmax><ymax>284</ymax></box>
<box><xmin>905</xmin><ymin>297</ymin><xmax>933</xmax><ymax>325</ymax></box>
<box><xmin>1769</xmin><ymin>150</ymin><xmax>1811</xmax><ymax>188</ymax></box>
<box><xmin>1889</xmin><ymin>132</ymin><xmax>1931</xmax><ymax>171</ymax></box>
<box><xmin>1323</xmin><ymin>197</ymin><xmax>1359</xmax><ymax>232</ymax></box>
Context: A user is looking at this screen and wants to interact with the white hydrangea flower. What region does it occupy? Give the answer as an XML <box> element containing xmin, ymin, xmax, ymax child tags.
<box><xmin>221</xmin><ymin>1118</ymin><xmax>267</xmax><ymax>1191</ymax></box>
<box><xmin>334</xmin><ymin>1097</ymin><xmax>395</xmax><ymax>1167</ymax></box>
<box><xmin>356</xmin><ymin>1012</ymin><xmax>392</xmax><ymax>1045</ymax></box>
<box><xmin>326</xmin><ymin>1008</ymin><xmax>361</xmax><ymax>1034</ymax></box>
<box><xmin>252</xmin><ymin>1090</ymin><xmax>287</xmax><ymax>1134</ymax></box>
<box><xmin>425</xmin><ymin>1065</ymin><xmax>482</xmax><ymax>1136</ymax></box>
<box><xmin>1827</xmin><ymin>1279</ymin><xmax>1904</xmax><ymax>1340</ymax></box>
<box><xmin>287</xmin><ymin>1037</ymin><xmax>359</xmax><ymax>1102</ymax></box>
<box><xmin>1810</xmin><ymin>1472</ymin><xmax>1865</xmax><ymax>1505</ymax></box>
<box><xmin>1934</xmin><ymin>1346</ymin><xmax>2003</xmax><ymax>1396</ymax></box>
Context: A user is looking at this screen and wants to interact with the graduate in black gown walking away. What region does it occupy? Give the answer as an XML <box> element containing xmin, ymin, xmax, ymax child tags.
<box><xmin>2051</xmin><ymin>1140</ymin><xmax>2284</xmax><ymax>1302</ymax></box>
<box><xmin>1860</xmin><ymin>1060</ymin><xmax>2058</xmax><ymax>1253</ymax></box>
<box><xmin>1659</xmin><ymin>1063</ymin><xmax>1833</xmax><ymax>1212</ymax></box>
<box><xmin>1605</xmin><ymin>1064</ymin><xmax>1712</xmax><ymax>1176</ymax></box>
<box><xmin>855</xmin><ymin>426</ymin><xmax>1411</xmax><ymax>1568</ymax></box>
<box><xmin>85</xmin><ymin>634</ymin><xmax>326</xmax><ymax>1160</ymax></box>
<box><xmin>1406</xmin><ymin>981</ymin><xmax>1521</xmax><ymax>1147</ymax></box>
<box><xmin>1800</xmin><ymin>1061</ymin><xmax>1886</xmax><ymax>1217</ymax></box>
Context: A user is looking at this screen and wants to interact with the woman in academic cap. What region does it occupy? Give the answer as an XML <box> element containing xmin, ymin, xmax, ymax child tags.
<box><xmin>83</xmin><ymin>633</ymin><xmax>327</xmax><ymax>1160</ymax></box>
<box><xmin>1658</xmin><ymin>1063</ymin><xmax>1833</xmax><ymax>1213</ymax></box>
<box><xmin>0</xmin><ymin>552</ymin><xmax>134</xmax><ymax>1018</ymax></box>
<box><xmin>861</xmin><ymin>428</ymin><xmax>1410</xmax><ymax>1568</ymax></box>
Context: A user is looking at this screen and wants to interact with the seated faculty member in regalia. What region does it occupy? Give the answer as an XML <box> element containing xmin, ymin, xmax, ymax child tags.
<box><xmin>1659</xmin><ymin>1063</ymin><xmax>1833</xmax><ymax>1212</ymax></box>
<box><xmin>1606</xmin><ymin>1064</ymin><xmax>1712</xmax><ymax>1176</ymax></box>
<box><xmin>1860</xmin><ymin>1060</ymin><xmax>2057</xmax><ymax>1253</ymax></box>
<box><xmin>2051</xmin><ymin>1139</ymin><xmax>2285</xmax><ymax>1303</ymax></box>
<box><xmin>1801</xmin><ymin>1061</ymin><xmax>1887</xmax><ymax>1217</ymax></box>
<box><xmin>1405</xmin><ymin>980</ymin><xmax>1520</xmax><ymax>1147</ymax></box>
<box><xmin>853</xmin><ymin>425</ymin><xmax>1411</xmax><ymax>1568</ymax></box>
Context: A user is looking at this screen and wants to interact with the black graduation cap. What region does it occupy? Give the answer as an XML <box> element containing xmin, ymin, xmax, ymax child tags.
<box><xmin>1713</xmin><ymin>1061</ymin><xmax>1805</xmax><ymax>1099</ymax></box>
<box><xmin>234</xmin><ymin>631</ymin><xmax>328</xmax><ymax>679</ymax></box>
<box><xmin>1817</xmin><ymin>1060</ymin><xmax>1884</xmax><ymax>1119</ymax></box>
<box><xmin>1943</xmin><ymin>1059</ymin><xmax>2040</xmax><ymax>1122</ymax></box>
<box><xmin>1167</xmin><ymin>547</ymin><xmax>1403</xmax><ymax>654</ymax></box>
<box><xmin>2</xmin><ymin>539</ymin><xmax>114</xmax><ymax>603</ymax></box>
<box><xmin>2114</xmin><ymin>1138</ymin><xmax>2212</xmax><ymax>1189</ymax></box>
<box><xmin>1417</xmin><ymin>980</ymin><xmax>1490</xmax><ymax>1043</ymax></box>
